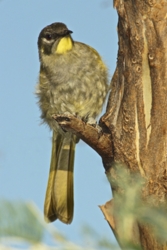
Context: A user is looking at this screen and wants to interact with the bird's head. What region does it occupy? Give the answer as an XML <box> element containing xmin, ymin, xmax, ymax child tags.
<box><xmin>38</xmin><ymin>22</ymin><xmax>73</xmax><ymax>57</ymax></box>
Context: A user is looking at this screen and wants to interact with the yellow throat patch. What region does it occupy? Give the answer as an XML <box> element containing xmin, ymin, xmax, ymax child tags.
<box><xmin>56</xmin><ymin>37</ymin><xmax>73</xmax><ymax>54</ymax></box>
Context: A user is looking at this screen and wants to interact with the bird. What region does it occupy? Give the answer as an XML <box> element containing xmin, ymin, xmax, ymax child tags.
<box><xmin>36</xmin><ymin>22</ymin><xmax>109</xmax><ymax>224</ymax></box>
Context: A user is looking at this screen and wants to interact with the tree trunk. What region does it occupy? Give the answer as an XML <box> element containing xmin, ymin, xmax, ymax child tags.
<box><xmin>101</xmin><ymin>0</ymin><xmax>167</xmax><ymax>249</ymax></box>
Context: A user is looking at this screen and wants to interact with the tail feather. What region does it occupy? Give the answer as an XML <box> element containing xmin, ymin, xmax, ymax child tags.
<box><xmin>44</xmin><ymin>131</ymin><xmax>76</xmax><ymax>224</ymax></box>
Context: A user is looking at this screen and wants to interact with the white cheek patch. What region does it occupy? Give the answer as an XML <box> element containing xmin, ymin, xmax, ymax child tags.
<box><xmin>43</xmin><ymin>38</ymin><xmax>54</xmax><ymax>44</ymax></box>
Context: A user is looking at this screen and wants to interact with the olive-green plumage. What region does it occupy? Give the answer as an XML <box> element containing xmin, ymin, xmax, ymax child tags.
<box><xmin>36</xmin><ymin>22</ymin><xmax>108</xmax><ymax>224</ymax></box>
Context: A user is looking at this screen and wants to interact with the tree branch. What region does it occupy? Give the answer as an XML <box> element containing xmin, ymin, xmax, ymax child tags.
<box><xmin>52</xmin><ymin>114</ymin><xmax>113</xmax><ymax>171</ymax></box>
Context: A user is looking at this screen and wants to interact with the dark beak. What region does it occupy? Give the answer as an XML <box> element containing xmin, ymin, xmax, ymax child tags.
<box><xmin>67</xmin><ymin>30</ymin><xmax>73</xmax><ymax>34</ymax></box>
<box><xmin>56</xmin><ymin>29</ymin><xmax>73</xmax><ymax>37</ymax></box>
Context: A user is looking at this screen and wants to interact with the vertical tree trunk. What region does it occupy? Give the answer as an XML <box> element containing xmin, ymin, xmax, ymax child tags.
<box><xmin>102</xmin><ymin>0</ymin><xmax>167</xmax><ymax>249</ymax></box>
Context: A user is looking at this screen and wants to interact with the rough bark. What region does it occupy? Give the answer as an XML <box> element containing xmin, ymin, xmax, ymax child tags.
<box><xmin>53</xmin><ymin>0</ymin><xmax>167</xmax><ymax>249</ymax></box>
<box><xmin>104</xmin><ymin>0</ymin><xmax>167</xmax><ymax>249</ymax></box>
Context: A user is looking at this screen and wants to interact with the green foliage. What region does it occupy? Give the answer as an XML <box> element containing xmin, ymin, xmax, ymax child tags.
<box><xmin>108</xmin><ymin>165</ymin><xmax>167</xmax><ymax>248</ymax></box>
<box><xmin>0</xmin><ymin>200</ymin><xmax>44</xmax><ymax>243</ymax></box>
<box><xmin>0</xmin><ymin>200</ymin><xmax>115</xmax><ymax>250</ymax></box>
<box><xmin>1</xmin><ymin>168</ymin><xmax>167</xmax><ymax>249</ymax></box>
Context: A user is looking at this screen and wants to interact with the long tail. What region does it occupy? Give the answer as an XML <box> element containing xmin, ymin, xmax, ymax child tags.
<box><xmin>44</xmin><ymin>131</ymin><xmax>76</xmax><ymax>224</ymax></box>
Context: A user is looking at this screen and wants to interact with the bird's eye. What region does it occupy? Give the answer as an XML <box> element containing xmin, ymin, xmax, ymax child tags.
<box><xmin>45</xmin><ymin>33</ymin><xmax>53</xmax><ymax>40</ymax></box>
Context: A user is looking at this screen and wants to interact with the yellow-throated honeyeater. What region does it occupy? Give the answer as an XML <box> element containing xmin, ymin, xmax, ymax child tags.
<box><xmin>36</xmin><ymin>22</ymin><xmax>109</xmax><ymax>224</ymax></box>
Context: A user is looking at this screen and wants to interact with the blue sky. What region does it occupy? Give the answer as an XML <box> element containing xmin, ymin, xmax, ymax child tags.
<box><xmin>0</xmin><ymin>0</ymin><xmax>118</xmax><ymax>246</ymax></box>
